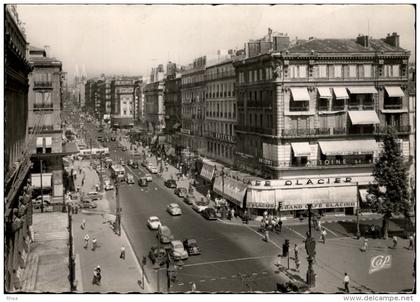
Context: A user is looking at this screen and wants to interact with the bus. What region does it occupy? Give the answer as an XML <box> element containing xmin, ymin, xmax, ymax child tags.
<box><xmin>111</xmin><ymin>164</ymin><xmax>126</xmax><ymax>182</ymax></box>
<box><xmin>78</xmin><ymin>147</ymin><xmax>110</xmax><ymax>158</ymax></box>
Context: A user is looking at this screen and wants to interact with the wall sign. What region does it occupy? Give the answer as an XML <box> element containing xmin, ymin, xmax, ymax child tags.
<box><xmin>284</xmin><ymin>177</ymin><xmax>352</xmax><ymax>186</ymax></box>
<box><xmin>280</xmin><ymin>201</ymin><xmax>356</xmax><ymax>211</ymax></box>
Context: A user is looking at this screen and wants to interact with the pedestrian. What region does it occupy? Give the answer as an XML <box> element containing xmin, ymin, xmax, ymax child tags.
<box><xmin>120</xmin><ymin>246</ymin><xmax>126</xmax><ymax>259</ymax></box>
<box><xmin>317</xmin><ymin>219</ymin><xmax>322</xmax><ymax>231</ymax></box>
<box><xmin>92</xmin><ymin>237</ymin><xmax>97</xmax><ymax>251</ymax></box>
<box><xmin>95</xmin><ymin>184</ymin><xmax>99</xmax><ymax>192</ymax></box>
<box><xmin>264</xmin><ymin>230</ymin><xmax>270</xmax><ymax>242</ymax></box>
<box><xmin>263</xmin><ymin>210</ymin><xmax>268</xmax><ymax>220</ymax></box>
<box><xmin>82</xmin><ymin>178</ymin><xmax>85</xmax><ymax>187</ymax></box>
<box><xmin>295</xmin><ymin>258</ymin><xmax>301</xmax><ymax>272</ymax></box>
<box><xmin>191</xmin><ymin>282</ymin><xmax>197</xmax><ymax>292</ymax></box>
<box><xmin>360</xmin><ymin>238</ymin><xmax>368</xmax><ymax>252</ymax></box>
<box><xmin>294</xmin><ymin>244</ymin><xmax>299</xmax><ymax>261</ymax></box>
<box><xmin>392</xmin><ymin>236</ymin><xmax>398</xmax><ymax>249</ymax></box>
<box><xmin>231</xmin><ymin>208</ymin><xmax>235</xmax><ymax>219</ymax></box>
<box><xmin>278</xmin><ymin>219</ymin><xmax>283</xmax><ymax>233</ymax></box>
<box><xmin>80</xmin><ymin>219</ymin><xmax>86</xmax><ymax>230</ymax></box>
<box><xmin>84</xmin><ymin>234</ymin><xmax>89</xmax><ymax>249</ymax></box>
<box><xmin>343</xmin><ymin>273</ymin><xmax>350</xmax><ymax>293</ymax></box>
<box><xmin>408</xmin><ymin>234</ymin><xmax>414</xmax><ymax>250</ymax></box>
<box><xmin>321</xmin><ymin>229</ymin><xmax>327</xmax><ymax>244</ymax></box>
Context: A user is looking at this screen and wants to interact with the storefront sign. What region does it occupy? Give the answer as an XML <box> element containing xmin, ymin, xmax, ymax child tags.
<box><xmin>284</xmin><ymin>177</ymin><xmax>352</xmax><ymax>186</ymax></box>
<box><xmin>280</xmin><ymin>201</ymin><xmax>356</xmax><ymax>211</ymax></box>
<box><xmin>247</xmin><ymin>201</ymin><xmax>277</xmax><ymax>209</ymax></box>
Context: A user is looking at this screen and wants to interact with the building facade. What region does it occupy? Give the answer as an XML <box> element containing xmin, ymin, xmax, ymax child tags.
<box><xmin>27</xmin><ymin>46</ymin><xmax>66</xmax><ymax>201</ymax></box>
<box><xmin>110</xmin><ymin>78</ymin><xmax>139</xmax><ymax>128</ymax></box>
<box><xmin>144</xmin><ymin>80</ymin><xmax>165</xmax><ymax>134</ymax></box>
<box><xmin>97</xmin><ymin>78</ymin><xmax>112</xmax><ymax>123</ymax></box>
<box><xmin>232</xmin><ymin>32</ymin><xmax>411</xmax><ymax>217</ymax></box>
<box><xmin>4</xmin><ymin>5</ymin><xmax>34</xmax><ymax>292</ymax></box>
<box><xmin>205</xmin><ymin>56</ymin><xmax>237</xmax><ymax>166</ymax></box>
<box><xmin>164</xmin><ymin>62</ymin><xmax>182</xmax><ymax>136</ymax></box>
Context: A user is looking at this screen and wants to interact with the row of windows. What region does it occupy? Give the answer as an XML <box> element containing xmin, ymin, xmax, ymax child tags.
<box><xmin>206</xmin><ymin>64</ymin><xmax>235</xmax><ymax>80</ymax></box>
<box><xmin>206</xmin><ymin>81</ymin><xmax>236</xmax><ymax>99</ymax></box>
<box><xmin>34</xmin><ymin>92</ymin><xmax>53</xmax><ymax>108</ymax></box>
<box><xmin>206</xmin><ymin>101</ymin><xmax>236</xmax><ymax>119</ymax></box>
<box><xmin>181</xmin><ymin>74</ymin><xmax>205</xmax><ymax>85</ymax></box>
<box><xmin>205</xmin><ymin>122</ymin><xmax>234</xmax><ymax>136</ymax></box>
<box><xmin>238</xmin><ymin>90</ymin><xmax>274</xmax><ymax>105</ymax></box>
<box><xmin>238</xmin><ymin>67</ymin><xmax>273</xmax><ymax>84</ymax></box>
<box><xmin>238</xmin><ymin>112</ymin><xmax>273</xmax><ymax>129</ymax></box>
<box><xmin>208</xmin><ymin>141</ymin><xmax>234</xmax><ymax>159</ymax></box>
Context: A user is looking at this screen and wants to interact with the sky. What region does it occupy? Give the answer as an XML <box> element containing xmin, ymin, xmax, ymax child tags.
<box><xmin>16</xmin><ymin>4</ymin><xmax>415</xmax><ymax>84</ymax></box>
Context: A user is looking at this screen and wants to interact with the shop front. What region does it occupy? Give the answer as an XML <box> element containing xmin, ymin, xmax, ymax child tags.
<box><xmin>213</xmin><ymin>175</ymin><xmax>248</xmax><ymax>215</ymax></box>
<box><xmin>200</xmin><ymin>161</ymin><xmax>216</xmax><ymax>183</ymax></box>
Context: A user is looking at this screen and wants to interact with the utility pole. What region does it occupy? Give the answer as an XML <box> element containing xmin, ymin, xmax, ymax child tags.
<box><xmin>115</xmin><ymin>181</ymin><xmax>121</xmax><ymax>236</ymax></box>
<box><xmin>40</xmin><ymin>159</ymin><xmax>44</xmax><ymax>213</ymax></box>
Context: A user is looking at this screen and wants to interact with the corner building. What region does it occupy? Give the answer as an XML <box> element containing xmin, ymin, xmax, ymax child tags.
<box><xmin>234</xmin><ymin>33</ymin><xmax>411</xmax><ymax>218</ymax></box>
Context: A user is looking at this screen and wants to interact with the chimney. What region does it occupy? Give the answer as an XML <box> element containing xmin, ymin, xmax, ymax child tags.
<box><xmin>384</xmin><ymin>32</ymin><xmax>400</xmax><ymax>48</ymax></box>
<box><xmin>356</xmin><ymin>35</ymin><xmax>369</xmax><ymax>47</ymax></box>
<box><xmin>268</xmin><ymin>27</ymin><xmax>273</xmax><ymax>42</ymax></box>
<box><xmin>273</xmin><ymin>35</ymin><xmax>290</xmax><ymax>51</ymax></box>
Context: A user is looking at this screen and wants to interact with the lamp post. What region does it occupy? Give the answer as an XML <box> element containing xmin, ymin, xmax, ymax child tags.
<box><xmin>114</xmin><ymin>181</ymin><xmax>121</xmax><ymax>236</ymax></box>
<box><xmin>305</xmin><ymin>204</ymin><xmax>316</xmax><ymax>287</ymax></box>
<box><xmin>40</xmin><ymin>159</ymin><xmax>44</xmax><ymax>213</ymax></box>
<box><xmin>356</xmin><ymin>182</ymin><xmax>361</xmax><ymax>239</ymax></box>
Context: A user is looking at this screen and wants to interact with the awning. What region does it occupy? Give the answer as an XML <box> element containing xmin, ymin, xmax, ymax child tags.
<box><xmin>317</xmin><ymin>87</ymin><xmax>332</xmax><ymax>98</ymax></box>
<box><xmin>318</xmin><ymin>139</ymin><xmax>379</xmax><ymax>156</ymax></box>
<box><xmin>200</xmin><ymin>163</ymin><xmax>215</xmax><ymax>182</ymax></box>
<box><xmin>277</xmin><ymin>185</ymin><xmax>358</xmax><ymax>211</ymax></box>
<box><xmin>36</xmin><ymin>137</ymin><xmax>43</xmax><ymax>148</ymax></box>
<box><xmin>381</xmin><ymin>109</ymin><xmax>408</xmax><ymax>114</ymax></box>
<box><xmin>173</xmin><ymin>122</ymin><xmax>181</xmax><ymax>129</ymax></box>
<box><xmin>347</xmin><ymin>86</ymin><xmax>378</xmax><ymax>94</ymax></box>
<box><xmin>214</xmin><ymin>176</ymin><xmax>248</xmax><ymax>208</ymax></box>
<box><xmin>333</xmin><ymin>87</ymin><xmax>349</xmax><ymax>99</ymax></box>
<box><xmin>359</xmin><ymin>189</ymin><xmax>369</xmax><ymax>203</ymax></box>
<box><xmin>290</xmin><ymin>87</ymin><xmax>310</xmax><ymax>101</ymax></box>
<box><xmin>291</xmin><ymin>142</ymin><xmax>312</xmax><ymax>157</ymax></box>
<box><xmin>31</xmin><ymin>173</ymin><xmax>52</xmax><ymax>188</ymax></box>
<box><xmin>385</xmin><ymin>86</ymin><xmax>405</xmax><ymax>98</ymax></box>
<box><xmin>45</xmin><ymin>137</ymin><xmax>52</xmax><ymax>148</ymax></box>
<box><xmin>348</xmin><ymin>111</ymin><xmax>380</xmax><ymax>125</ymax></box>
<box><xmin>246</xmin><ymin>189</ymin><xmax>276</xmax><ymax>209</ymax></box>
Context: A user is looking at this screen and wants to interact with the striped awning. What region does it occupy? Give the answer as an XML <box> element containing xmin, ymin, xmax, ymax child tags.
<box><xmin>385</xmin><ymin>86</ymin><xmax>405</xmax><ymax>98</ymax></box>
<box><xmin>333</xmin><ymin>87</ymin><xmax>349</xmax><ymax>99</ymax></box>
<box><xmin>317</xmin><ymin>87</ymin><xmax>332</xmax><ymax>98</ymax></box>
<box><xmin>200</xmin><ymin>163</ymin><xmax>215</xmax><ymax>182</ymax></box>
<box><xmin>318</xmin><ymin>139</ymin><xmax>378</xmax><ymax>156</ymax></box>
<box><xmin>347</xmin><ymin>86</ymin><xmax>378</xmax><ymax>94</ymax></box>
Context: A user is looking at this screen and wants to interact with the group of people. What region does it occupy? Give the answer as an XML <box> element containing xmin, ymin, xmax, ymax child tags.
<box><xmin>260</xmin><ymin>211</ymin><xmax>283</xmax><ymax>233</ymax></box>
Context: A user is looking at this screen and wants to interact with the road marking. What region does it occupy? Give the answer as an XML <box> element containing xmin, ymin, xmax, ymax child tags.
<box><xmin>182</xmin><ymin>255</ymin><xmax>277</xmax><ymax>268</ymax></box>
<box><xmin>231</xmin><ymin>275</ymin><xmax>237</xmax><ymax>278</ymax></box>
<box><xmin>261</xmin><ymin>271</ymin><xmax>268</xmax><ymax>275</ymax></box>
<box><xmin>210</xmin><ymin>278</ymin><xmax>216</xmax><ymax>281</ymax></box>
<box><xmin>199</xmin><ymin>279</ymin><xmax>206</xmax><ymax>283</ymax></box>
<box><xmin>245</xmin><ymin>225</ymin><xmax>283</xmax><ymax>250</ymax></box>
<box><xmin>177</xmin><ymin>283</ymin><xmax>184</xmax><ymax>286</ymax></box>
<box><xmin>285</xmin><ymin>226</ymin><xmax>306</xmax><ymax>239</ymax></box>
<box><xmin>322</xmin><ymin>225</ymin><xmax>338</xmax><ymax>237</ymax></box>
<box><xmin>220</xmin><ymin>277</ymin><xmax>227</xmax><ymax>280</ymax></box>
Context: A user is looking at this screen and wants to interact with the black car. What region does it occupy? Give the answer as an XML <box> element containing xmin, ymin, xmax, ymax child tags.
<box><xmin>183</xmin><ymin>194</ymin><xmax>197</xmax><ymax>205</ymax></box>
<box><xmin>138</xmin><ymin>177</ymin><xmax>148</xmax><ymax>187</ymax></box>
<box><xmin>164</xmin><ymin>179</ymin><xmax>177</xmax><ymax>189</ymax></box>
<box><xmin>363</xmin><ymin>224</ymin><xmax>381</xmax><ymax>239</ymax></box>
<box><xmin>183</xmin><ymin>239</ymin><xmax>201</xmax><ymax>256</ymax></box>
<box><xmin>132</xmin><ymin>161</ymin><xmax>139</xmax><ymax>169</ymax></box>
<box><xmin>201</xmin><ymin>208</ymin><xmax>217</xmax><ymax>220</ymax></box>
<box><xmin>122</xmin><ymin>146</ymin><xmax>128</xmax><ymax>152</ymax></box>
<box><xmin>148</xmin><ymin>246</ymin><xmax>167</xmax><ymax>265</ymax></box>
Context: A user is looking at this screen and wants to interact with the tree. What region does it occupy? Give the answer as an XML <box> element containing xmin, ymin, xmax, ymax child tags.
<box><xmin>368</xmin><ymin>128</ymin><xmax>411</xmax><ymax>239</ymax></box>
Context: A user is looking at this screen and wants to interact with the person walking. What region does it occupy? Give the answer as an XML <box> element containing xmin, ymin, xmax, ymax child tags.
<box><xmin>360</xmin><ymin>238</ymin><xmax>368</xmax><ymax>252</ymax></box>
<box><xmin>191</xmin><ymin>282</ymin><xmax>197</xmax><ymax>292</ymax></box>
<box><xmin>408</xmin><ymin>234</ymin><xmax>414</xmax><ymax>250</ymax></box>
<box><xmin>295</xmin><ymin>258</ymin><xmax>301</xmax><ymax>272</ymax></box>
<box><xmin>231</xmin><ymin>208</ymin><xmax>235</xmax><ymax>220</ymax></box>
<box><xmin>84</xmin><ymin>234</ymin><xmax>90</xmax><ymax>249</ymax></box>
<box><xmin>294</xmin><ymin>244</ymin><xmax>299</xmax><ymax>261</ymax></box>
<box><xmin>120</xmin><ymin>246</ymin><xmax>126</xmax><ymax>259</ymax></box>
<box><xmin>321</xmin><ymin>229</ymin><xmax>327</xmax><ymax>244</ymax></box>
<box><xmin>392</xmin><ymin>236</ymin><xmax>398</xmax><ymax>249</ymax></box>
<box><xmin>80</xmin><ymin>219</ymin><xmax>86</xmax><ymax>230</ymax></box>
<box><xmin>92</xmin><ymin>237</ymin><xmax>97</xmax><ymax>251</ymax></box>
<box><xmin>264</xmin><ymin>230</ymin><xmax>270</xmax><ymax>242</ymax></box>
<box><xmin>343</xmin><ymin>273</ymin><xmax>350</xmax><ymax>293</ymax></box>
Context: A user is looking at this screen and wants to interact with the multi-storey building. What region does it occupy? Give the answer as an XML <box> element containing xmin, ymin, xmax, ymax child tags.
<box><xmin>204</xmin><ymin>53</ymin><xmax>237</xmax><ymax>166</ymax></box>
<box><xmin>84</xmin><ymin>78</ymin><xmax>96</xmax><ymax>113</ymax></box>
<box><xmin>4</xmin><ymin>5</ymin><xmax>33</xmax><ymax>292</ymax></box>
<box><xmin>27</xmin><ymin>46</ymin><xmax>66</xmax><ymax>202</ymax></box>
<box><xmin>231</xmin><ymin>32</ymin><xmax>411</xmax><ymax>218</ymax></box>
<box><xmin>408</xmin><ymin>64</ymin><xmax>415</xmax><ymax>192</ymax></box>
<box><xmin>97</xmin><ymin>77</ymin><xmax>112</xmax><ymax>123</ymax></box>
<box><xmin>144</xmin><ymin>66</ymin><xmax>165</xmax><ymax>134</ymax></box>
<box><xmin>134</xmin><ymin>79</ymin><xmax>145</xmax><ymax>125</ymax></box>
<box><xmin>110</xmin><ymin>77</ymin><xmax>140</xmax><ymax>129</ymax></box>
<box><xmin>164</xmin><ymin>62</ymin><xmax>182</xmax><ymax>136</ymax></box>
<box><xmin>180</xmin><ymin>56</ymin><xmax>211</xmax><ymax>154</ymax></box>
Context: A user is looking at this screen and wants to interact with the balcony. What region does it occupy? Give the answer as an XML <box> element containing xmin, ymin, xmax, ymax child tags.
<box><xmin>259</xmin><ymin>158</ymin><xmax>375</xmax><ymax>170</ymax></box>
<box><xmin>34</xmin><ymin>81</ymin><xmax>53</xmax><ymax>89</ymax></box>
<box><xmin>206</xmin><ymin>132</ymin><xmax>236</xmax><ymax>143</ymax></box>
<box><xmin>289</xmin><ymin>106</ymin><xmax>310</xmax><ymax>112</ymax></box>
<box><xmin>384</xmin><ymin>102</ymin><xmax>403</xmax><ymax>109</ymax></box>
<box><xmin>33</xmin><ymin>103</ymin><xmax>54</xmax><ymax>111</ymax></box>
<box><xmin>318</xmin><ymin>105</ymin><xmax>329</xmax><ymax>111</ymax></box>
<box><xmin>235</xmin><ymin>125</ymin><xmax>276</xmax><ymax>136</ymax></box>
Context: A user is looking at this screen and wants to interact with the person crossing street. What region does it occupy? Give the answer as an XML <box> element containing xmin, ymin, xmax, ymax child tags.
<box><xmin>84</xmin><ymin>234</ymin><xmax>90</xmax><ymax>249</ymax></box>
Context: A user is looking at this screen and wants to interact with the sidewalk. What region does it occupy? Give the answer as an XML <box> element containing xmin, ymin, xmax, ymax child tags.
<box><xmin>71</xmin><ymin>159</ymin><xmax>151</xmax><ymax>293</ymax></box>
<box><xmin>20</xmin><ymin>212</ymin><xmax>70</xmax><ymax>293</ymax></box>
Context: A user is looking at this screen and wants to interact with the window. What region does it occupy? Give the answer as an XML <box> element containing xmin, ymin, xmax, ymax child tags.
<box><xmin>259</xmin><ymin>69</ymin><xmax>263</xmax><ymax>81</ymax></box>
<box><xmin>334</xmin><ymin>65</ymin><xmax>342</xmax><ymax>78</ymax></box>
<box><xmin>254</xmin><ymin>70</ymin><xmax>258</xmax><ymax>82</ymax></box>
<box><xmin>318</xmin><ymin>65</ymin><xmax>327</xmax><ymax>78</ymax></box>
<box><xmin>349</xmin><ymin>65</ymin><xmax>357</xmax><ymax>78</ymax></box>
<box><xmin>298</xmin><ymin>65</ymin><xmax>307</xmax><ymax>78</ymax></box>
<box><xmin>290</xmin><ymin>65</ymin><xmax>298</xmax><ymax>78</ymax></box>
<box><xmin>249</xmin><ymin>70</ymin><xmax>253</xmax><ymax>82</ymax></box>
<box><xmin>363</xmin><ymin>65</ymin><xmax>372</xmax><ymax>78</ymax></box>
<box><xmin>392</xmin><ymin>65</ymin><xmax>400</xmax><ymax>77</ymax></box>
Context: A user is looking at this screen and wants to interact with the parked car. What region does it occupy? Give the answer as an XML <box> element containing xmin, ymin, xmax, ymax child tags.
<box><xmin>201</xmin><ymin>208</ymin><xmax>217</xmax><ymax>220</ymax></box>
<box><xmin>128</xmin><ymin>159</ymin><xmax>134</xmax><ymax>167</ymax></box>
<box><xmin>183</xmin><ymin>239</ymin><xmax>201</xmax><ymax>256</ymax></box>
<box><xmin>169</xmin><ymin>240</ymin><xmax>189</xmax><ymax>260</ymax></box>
<box><xmin>164</xmin><ymin>179</ymin><xmax>177</xmax><ymax>189</ymax></box>
<box><xmin>192</xmin><ymin>200</ymin><xmax>209</xmax><ymax>213</ymax></box>
<box><xmin>167</xmin><ymin>203</ymin><xmax>182</xmax><ymax>216</ymax></box>
<box><xmin>78</xmin><ymin>199</ymin><xmax>97</xmax><ymax>209</ymax></box>
<box><xmin>183</xmin><ymin>194</ymin><xmax>197</xmax><ymax>205</ymax></box>
<box><xmin>104</xmin><ymin>180</ymin><xmax>114</xmax><ymax>191</ymax></box>
<box><xmin>86</xmin><ymin>191</ymin><xmax>101</xmax><ymax>201</ymax></box>
<box><xmin>157</xmin><ymin>225</ymin><xmax>173</xmax><ymax>244</ymax></box>
<box><xmin>126</xmin><ymin>173</ymin><xmax>135</xmax><ymax>184</ymax></box>
<box><xmin>138</xmin><ymin>177</ymin><xmax>148</xmax><ymax>187</ymax></box>
<box><xmin>149</xmin><ymin>246</ymin><xmax>167</xmax><ymax>265</ymax></box>
<box><xmin>174</xmin><ymin>187</ymin><xmax>188</xmax><ymax>198</ymax></box>
<box><xmin>147</xmin><ymin>165</ymin><xmax>158</xmax><ymax>174</ymax></box>
<box><xmin>132</xmin><ymin>161</ymin><xmax>139</xmax><ymax>169</ymax></box>
<box><xmin>32</xmin><ymin>194</ymin><xmax>52</xmax><ymax>205</ymax></box>
<box><xmin>144</xmin><ymin>174</ymin><xmax>153</xmax><ymax>182</ymax></box>
<box><xmin>147</xmin><ymin>216</ymin><xmax>162</xmax><ymax>230</ymax></box>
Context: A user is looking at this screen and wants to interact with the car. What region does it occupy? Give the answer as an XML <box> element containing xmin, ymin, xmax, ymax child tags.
<box><xmin>201</xmin><ymin>208</ymin><xmax>218</xmax><ymax>220</ymax></box>
<box><xmin>183</xmin><ymin>194</ymin><xmax>197</xmax><ymax>205</ymax></box>
<box><xmin>174</xmin><ymin>187</ymin><xmax>188</xmax><ymax>198</ymax></box>
<box><xmin>183</xmin><ymin>239</ymin><xmax>201</xmax><ymax>256</ymax></box>
<box><xmin>128</xmin><ymin>159</ymin><xmax>134</xmax><ymax>167</ymax></box>
<box><xmin>157</xmin><ymin>225</ymin><xmax>173</xmax><ymax>244</ymax></box>
<box><xmin>164</xmin><ymin>179</ymin><xmax>177</xmax><ymax>189</ymax></box>
<box><xmin>192</xmin><ymin>200</ymin><xmax>209</xmax><ymax>213</ymax></box>
<box><xmin>104</xmin><ymin>180</ymin><xmax>114</xmax><ymax>191</ymax></box>
<box><xmin>144</xmin><ymin>174</ymin><xmax>153</xmax><ymax>182</ymax></box>
<box><xmin>132</xmin><ymin>161</ymin><xmax>139</xmax><ymax>169</ymax></box>
<box><xmin>147</xmin><ymin>165</ymin><xmax>158</xmax><ymax>174</ymax></box>
<box><xmin>167</xmin><ymin>203</ymin><xmax>182</xmax><ymax>216</ymax></box>
<box><xmin>86</xmin><ymin>191</ymin><xmax>101</xmax><ymax>201</ymax></box>
<box><xmin>126</xmin><ymin>174</ymin><xmax>135</xmax><ymax>184</ymax></box>
<box><xmin>147</xmin><ymin>216</ymin><xmax>162</xmax><ymax>230</ymax></box>
<box><xmin>148</xmin><ymin>246</ymin><xmax>167</xmax><ymax>266</ymax></box>
<box><xmin>32</xmin><ymin>195</ymin><xmax>52</xmax><ymax>210</ymax></box>
<box><xmin>138</xmin><ymin>177</ymin><xmax>148</xmax><ymax>187</ymax></box>
<box><xmin>142</xmin><ymin>160</ymin><xmax>149</xmax><ymax>167</ymax></box>
<box><xmin>122</xmin><ymin>146</ymin><xmax>128</xmax><ymax>152</ymax></box>
<box><xmin>169</xmin><ymin>240</ymin><xmax>189</xmax><ymax>260</ymax></box>
<box><xmin>78</xmin><ymin>199</ymin><xmax>97</xmax><ymax>209</ymax></box>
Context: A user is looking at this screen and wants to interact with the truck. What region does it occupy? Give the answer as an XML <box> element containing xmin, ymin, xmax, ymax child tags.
<box><xmin>111</xmin><ymin>164</ymin><xmax>126</xmax><ymax>182</ymax></box>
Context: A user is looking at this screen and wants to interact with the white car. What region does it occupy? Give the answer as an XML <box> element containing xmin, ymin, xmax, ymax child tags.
<box><xmin>147</xmin><ymin>216</ymin><xmax>162</xmax><ymax>230</ymax></box>
<box><xmin>144</xmin><ymin>174</ymin><xmax>153</xmax><ymax>182</ymax></box>
<box><xmin>192</xmin><ymin>201</ymin><xmax>209</xmax><ymax>213</ymax></box>
<box><xmin>170</xmin><ymin>240</ymin><xmax>189</xmax><ymax>260</ymax></box>
<box><xmin>126</xmin><ymin>174</ymin><xmax>135</xmax><ymax>184</ymax></box>
<box><xmin>147</xmin><ymin>165</ymin><xmax>158</xmax><ymax>174</ymax></box>
<box><xmin>167</xmin><ymin>203</ymin><xmax>182</xmax><ymax>216</ymax></box>
<box><xmin>104</xmin><ymin>180</ymin><xmax>114</xmax><ymax>191</ymax></box>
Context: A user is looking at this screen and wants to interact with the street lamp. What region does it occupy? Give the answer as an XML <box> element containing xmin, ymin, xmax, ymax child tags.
<box><xmin>356</xmin><ymin>182</ymin><xmax>361</xmax><ymax>239</ymax></box>
<box><xmin>305</xmin><ymin>204</ymin><xmax>316</xmax><ymax>287</ymax></box>
<box><xmin>114</xmin><ymin>181</ymin><xmax>121</xmax><ymax>236</ymax></box>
